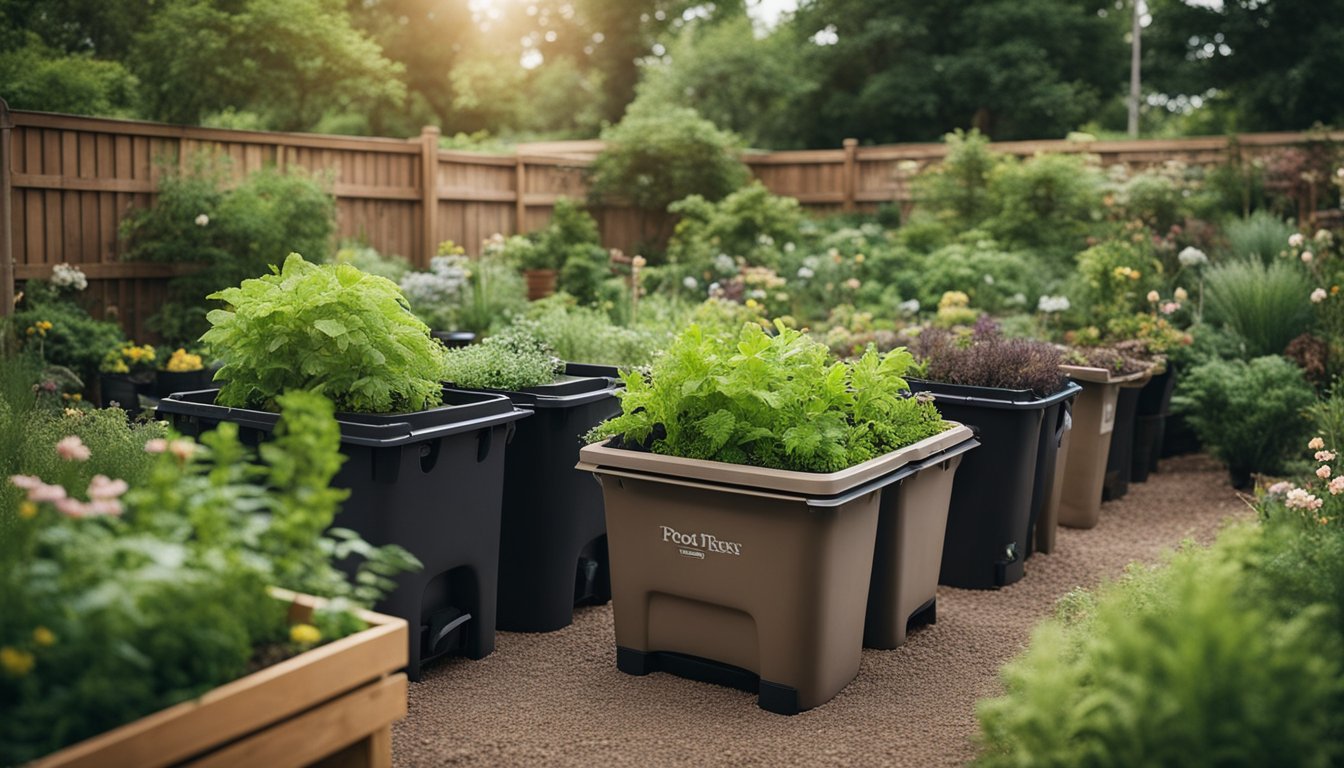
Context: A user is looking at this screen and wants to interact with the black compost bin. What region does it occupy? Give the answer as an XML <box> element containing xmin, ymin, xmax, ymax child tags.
<box><xmin>1025</xmin><ymin>381</ymin><xmax>1082</xmax><ymax>557</ymax></box>
<box><xmin>448</xmin><ymin>363</ymin><xmax>623</xmax><ymax>633</ymax></box>
<box><xmin>1130</xmin><ymin>363</ymin><xmax>1177</xmax><ymax>483</ymax></box>
<box><xmin>908</xmin><ymin>379</ymin><xmax>1079</xmax><ymax>590</ymax></box>
<box><xmin>157</xmin><ymin>388</ymin><xmax>530</xmax><ymax>680</ymax></box>
<box><xmin>1102</xmin><ymin>380</ymin><xmax>1146</xmax><ymax>501</ymax></box>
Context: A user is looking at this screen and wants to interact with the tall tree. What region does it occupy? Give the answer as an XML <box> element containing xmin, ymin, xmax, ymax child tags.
<box><xmin>789</xmin><ymin>0</ymin><xmax>1129</xmax><ymax>144</ymax></box>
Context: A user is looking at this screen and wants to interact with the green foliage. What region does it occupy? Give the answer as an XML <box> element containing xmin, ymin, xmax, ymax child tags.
<box><xmin>590</xmin><ymin>321</ymin><xmax>948</xmax><ymax>472</ymax></box>
<box><xmin>976</xmin><ymin>534</ymin><xmax>1342</xmax><ymax>767</ymax></box>
<box><xmin>524</xmin><ymin>298</ymin><xmax>668</xmax><ymax>367</ymax></box>
<box><xmin>985</xmin><ymin>152</ymin><xmax>1105</xmax><ymax>261</ymax></box>
<box><xmin>1074</xmin><ymin>240</ymin><xmax>1166</xmax><ymax>322</ymax></box>
<box><xmin>0</xmin><ymin>381</ymin><xmax>415</xmax><ymax>764</ymax></box>
<box><xmin>1220</xmin><ymin>211</ymin><xmax>1295</xmax><ymax>265</ymax></box>
<box><xmin>0</xmin><ymin>33</ymin><xmax>138</xmax><ymax>116</ymax></box>
<box><xmin>666</xmin><ymin>182</ymin><xmax>805</xmax><ymax>273</ymax></box>
<box><xmin>1204</xmin><ymin>258</ymin><xmax>1313</xmax><ymax>357</ymax></box>
<box><xmin>588</xmin><ymin>98</ymin><xmax>749</xmax><ymax>214</ymax></box>
<box><xmin>120</xmin><ymin>161</ymin><xmax>336</xmax><ymax>344</ymax></box>
<box><xmin>203</xmin><ymin>253</ymin><xmax>448</xmax><ymax>414</ymax></box>
<box><xmin>912</xmin><ymin>241</ymin><xmax>1041</xmax><ymax>315</ymax></box>
<box><xmin>1172</xmin><ymin>355</ymin><xmax>1316</xmax><ymax>477</ymax></box>
<box><xmin>441</xmin><ymin>320</ymin><xmax>565</xmax><ymax>391</ymax></box>
<box><xmin>328</xmin><ymin>241</ymin><xmax>411</xmax><ymax>282</ymax></box>
<box><xmin>913</xmin><ymin>130</ymin><xmax>1002</xmax><ymax>229</ymax></box>
<box><xmin>526</xmin><ymin>199</ymin><xmax>612</xmax><ymax>306</ymax></box>
<box><xmin>12</xmin><ymin>282</ymin><xmax>125</xmax><ymax>386</ymax></box>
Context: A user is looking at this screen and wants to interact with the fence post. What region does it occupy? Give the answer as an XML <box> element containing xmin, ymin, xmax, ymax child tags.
<box><xmin>515</xmin><ymin>155</ymin><xmax>527</xmax><ymax>235</ymax></box>
<box><xmin>842</xmin><ymin>138</ymin><xmax>858</xmax><ymax>211</ymax></box>
<box><xmin>419</xmin><ymin>125</ymin><xmax>440</xmax><ymax>267</ymax></box>
<box><xmin>0</xmin><ymin>98</ymin><xmax>13</xmax><ymax>318</ymax></box>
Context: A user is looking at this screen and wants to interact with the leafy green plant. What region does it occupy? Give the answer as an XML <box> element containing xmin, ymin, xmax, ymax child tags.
<box><xmin>912</xmin><ymin>240</ymin><xmax>1041</xmax><ymax>315</ymax></box>
<box><xmin>0</xmin><ymin>379</ymin><xmax>414</xmax><ymax>764</ymax></box>
<box><xmin>985</xmin><ymin>152</ymin><xmax>1104</xmax><ymax>263</ymax></box>
<box><xmin>976</xmin><ymin>533</ymin><xmax>1341</xmax><ymax>767</ymax></box>
<box><xmin>588</xmin><ymin>98</ymin><xmax>749</xmax><ymax>217</ymax></box>
<box><xmin>12</xmin><ymin>281</ymin><xmax>125</xmax><ymax>387</ymax></box>
<box><xmin>203</xmin><ymin>253</ymin><xmax>449</xmax><ymax>413</ymax></box>
<box><xmin>1204</xmin><ymin>258</ymin><xmax>1313</xmax><ymax>357</ymax></box>
<box><xmin>441</xmin><ymin>320</ymin><xmax>564</xmax><ymax>391</ymax></box>
<box><xmin>913</xmin><ymin>129</ymin><xmax>1001</xmax><ymax>229</ymax></box>
<box><xmin>120</xmin><ymin>159</ymin><xmax>335</xmax><ymax>344</ymax></box>
<box><xmin>328</xmin><ymin>241</ymin><xmax>411</xmax><ymax>282</ymax></box>
<box><xmin>524</xmin><ymin>298</ymin><xmax>667</xmax><ymax>367</ymax></box>
<box><xmin>666</xmin><ymin>182</ymin><xmax>804</xmax><ymax>273</ymax></box>
<box><xmin>1172</xmin><ymin>355</ymin><xmax>1316</xmax><ymax>483</ymax></box>
<box><xmin>590</xmin><ymin>321</ymin><xmax>947</xmax><ymax>472</ymax></box>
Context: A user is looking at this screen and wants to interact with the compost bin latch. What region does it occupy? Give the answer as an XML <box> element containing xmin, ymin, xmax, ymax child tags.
<box><xmin>994</xmin><ymin>542</ymin><xmax>1019</xmax><ymax>585</ymax></box>
<box><xmin>423</xmin><ymin>606</ymin><xmax>472</xmax><ymax>659</ymax></box>
<box><xmin>574</xmin><ymin>556</ymin><xmax>601</xmax><ymax>603</ymax></box>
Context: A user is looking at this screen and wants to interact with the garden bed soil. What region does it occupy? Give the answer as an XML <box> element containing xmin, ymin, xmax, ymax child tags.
<box><xmin>393</xmin><ymin>454</ymin><xmax>1244</xmax><ymax>767</ymax></box>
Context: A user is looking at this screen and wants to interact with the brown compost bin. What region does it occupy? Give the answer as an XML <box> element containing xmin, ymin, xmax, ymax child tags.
<box><xmin>576</xmin><ymin>425</ymin><xmax>976</xmax><ymax>715</ymax></box>
<box><xmin>1057</xmin><ymin>366</ymin><xmax>1152</xmax><ymax>529</ymax></box>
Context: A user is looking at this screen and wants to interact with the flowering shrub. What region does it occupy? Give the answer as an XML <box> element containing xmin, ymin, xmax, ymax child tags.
<box><xmin>12</xmin><ymin>280</ymin><xmax>125</xmax><ymax>386</ymax></box>
<box><xmin>400</xmin><ymin>254</ymin><xmax>474</xmax><ymax>331</ymax></box>
<box><xmin>162</xmin><ymin>348</ymin><xmax>204</xmax><ymax>373</ymax></box>
<box><xmin>98</xmin><ymin>342</ymin><xmax>157</xmax><ymax>376</ymax></box>
<box><xmin>0</xmin><ymin>360</ymin><xmax>415</xmax><ymax>763</ymax></box>
<box><xmin>49</xmin><ymin>264</ymin><xmax>87</xmax><ymax>292</ymax></box>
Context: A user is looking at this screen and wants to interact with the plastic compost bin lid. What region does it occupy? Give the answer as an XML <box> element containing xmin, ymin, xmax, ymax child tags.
<box><xmin>156</xmin><ymin>387</ymin><xmax>529</xmax><ymax>447</ymax></box>
<box><xmin>907</xmin><ymin>378</ymin><xmax>1083</xmax><ymax>410</ymax></box>
<box><xmin>1059</xmin><ymin>364</ymin><xmax>1153</xmax><ymax>386</ymax></box>
<box><xmin>577</xmin><ymin>423</ymin><xmax>977</xmax><ymax>499</ymax></box>
<box><xmin>445</xmin><ymin>362</ymin><xmax>622</xmax><ymax>409</ymax></box>
<box><xmin>578</xmin><ymin>430</ymin><xmax>979</xmax><ymax>509</ymax></box>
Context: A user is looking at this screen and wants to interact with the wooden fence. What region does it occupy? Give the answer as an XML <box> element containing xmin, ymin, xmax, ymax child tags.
<box><xmin>1</xmin><ymin>103</ymin><xmax>1340</xmax><ymax>340</ymax></box>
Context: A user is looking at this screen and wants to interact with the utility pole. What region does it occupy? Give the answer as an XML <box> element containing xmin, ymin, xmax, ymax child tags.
<box><xmin>1128</xmin><ymin>0</ymin><xmax>1143</xmax><ymax>138</ymax></box>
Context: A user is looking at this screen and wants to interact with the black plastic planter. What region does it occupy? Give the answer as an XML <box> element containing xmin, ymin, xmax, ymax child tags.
<box><xmin>156</xmin><ymin>388</ymin><xmax>530</xmax><ymax>680</ymax></box>
<box><xmin>1130</xmin><ymin>364</ymin><xmax>1178</xmax><ymax>483</ymax></box>
<box><xmin>99</xmin><ymin>373</ymin><xmax>154</xmax><ymax>417</ymax></box>
<box><xmin>449</xmin><ymin>363</ymin><xmax>622</xmax><ymax>633</ymax></box>
<box><xmin>432</xmin><ymin>330</ymin><xmax>476</xmax><ymax>348</ymax></box>
<box><xmin>1026</xmin><ymin>381</ymin><xmax>1082</xmax><ymax>557</ymax></box>
<box><xmin>1102</xmin><ymin>380</ymin><xmax>1146</xmax><ymax>501</ymax></box>
<box><xmin>154</xmin><ymin>370</ymin><xmax>214</xmax><ymax>399</ymax></box>
<box><xmin>907</xmin><ymin>380</ymin><xmax>1080</xmax><ymax>590</ymax></box>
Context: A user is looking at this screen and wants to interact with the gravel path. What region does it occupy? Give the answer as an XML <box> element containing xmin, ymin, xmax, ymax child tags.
<box><xmin>393</xmin><ymin>455</ymin><xmax>1247</xmax><ymax>767</ymax></box>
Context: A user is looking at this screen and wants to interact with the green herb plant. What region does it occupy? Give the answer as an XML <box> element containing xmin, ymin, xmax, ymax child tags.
<box><xmin>442</xmin><ymin>320</ymin><xmax>565</xmax><ymax>391</ymax></box>
<box><xmin>590</xmin><ymin>320</ymin><xmax>948</xmax><ymax>472</ymax></box>
<box><xmin>203</xmin><ymin>253</ymin><xmax>449</xmax><ymax>414</ymax></box>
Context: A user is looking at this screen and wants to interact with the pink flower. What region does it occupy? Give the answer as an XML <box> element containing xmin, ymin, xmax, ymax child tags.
<box><xmin>1302</xmin><ymin>250</ymin><xmax>1314</xmax><ymax>263</ymax></box>
<box><xmin>1329</xmin><ymin>476</ymin><xmax>1344</xmax><ymax>496</ymax></box>
<box><xmin>169</xmin><ymin>440</ymin><xmax>197</xmax><ymax>461</ymax></box>
<box><xmin>55</xmin><ymin>436</ymin><xmax>90</xmax><ymax>462</ymax></box>
<box><xmin>1316</xmin><ymin>450</ymin><xmax>1336</xmax><ymax>462</ymax></box>
<box><xmin>1317</xmin><ymin>465</ymin><xmax>1332</xmax><ymax>479</ymax></box>
<box><xmin>1312</xmin><ymin>288</ymin><xmax>1328</xmax><ymax>304</ymax></box>
<box><xmin>1267</xmin><ymin>481</ymin><xmax>1294</xmax><ymax>495</ymax></box>
<box><xmin>1286</xmin><ymin>488</ymin><xmax>1323</xmax><ymax>510</ymax></box>
<box><xmin>1310</xmin><ymin>437</ymin><xmax>1326</xmax><ymax>450</ymax></box>
<box><xmin>9</xmin><ymin>474</ymin><xmax>42</xmax><ymax>490</ymax></box>
<box><xmin>27</xmin><ymin>483</ymin><xmax>67</xmax><ymax>503</ymax></box>
<box><xmin>86</xmin><ymin>499</ymin><xmax>123</xmax><ymax>517</ymax></box>
<box><xmin>86</xmin><ymin>475</ymin><xmax>128</xmax><ymax>501</ymax></box>
<box><xmin>1160</xmin><ymin>301</ymin><xmax>1180</xmax><ymax>315</ymax></box>
<box><xmin>143</xmin><ymin>438</ymin><xmax>168</xmax><ymax>454</ymax></box>
<box><xmin>54</xmin><ymin>497</ymin><xmax>89</xmax><ymax>518</ymax></box>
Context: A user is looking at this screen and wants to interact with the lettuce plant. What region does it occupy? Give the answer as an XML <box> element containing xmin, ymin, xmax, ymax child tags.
<box><xmin>590</xmin><ymin>321</ymin><xmax>947</xmax><ymax>472</ymax></box>
<box><xmin>203</xmin><ymin>253</ymin><xmax>449</xmax><ymax>414</ymax></box>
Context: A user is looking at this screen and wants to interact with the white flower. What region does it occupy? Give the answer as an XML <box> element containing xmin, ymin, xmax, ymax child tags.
<box><xmin>195</xmin><ymin>213</ymin><xmax>210</xmax><ymax>227</ymax></box>
<box><xmin>897</xmin><ymin>299</ymin><xmax>921</xmax><ymax>315</ymax></box>
<box><xmin>1315</xmin><ymin>229</ymin><xmax>1333</xmax><ymax>245</ymax></box>
<box><xmin>757</xmin><ymin>234</ymin><xmax>774</xmax><ymax>247</ymax></box>
<box><xmin>1174</xmin><ymin>287</ymin><xmax>1189</xmax><ymax>302</ymax></box>
<box><xmin>707</xmin><ymin>282</ymin><xmax>724</xmax><ymax>298</ymax></box>
<box><xmin>50</xmin><ymin>263</ymin><xmax>88</xmax><ymax>291</ymax></box>
<box><xmin>1289</xmin><ymin>233</ymin><xmax>1306</xmax><ymax>248</ymax></box>
<box><xmin>1037</xmin><ymin>295</ymin><xmax>1071</xmax><ymax>313</ymax></box>
<box><xmin>1286</xmin><ymin>488</ymin><xmax>1323</xmax><ymax>511</ymax></box>
<box><xmin>682</xmin><ymin>276</ymin><xmax>699</xmax><ymax>290</ymax></box>
<box><xmin>1302</xmin><ymin>250</ymin><xmax>1314</xmax><ymax>263</ymax></box>
<box><xmin>797</xmin><ymin>267</ymin><xmax>815</xmax><ymax>280</ymax></box>
<box><xmin>1177</xmin><ymin>247</ymin><xmax>1208</xmax><ymax>267</ymax></box>
<box><xmin>1008</xmin><ymin>293</ymin><xmax>1027</xmax><ymax>306</ymax></box>
<box><xmin>983</xmin><ymin>274</ymin><xmax>995</xmax><ymax>285</ymax></box>
<box><xmin>1266</xmin><ymin>481</ymin><xmax>1293</xmax><ymax>495</ymax></box>
<box><xmin>783</xmin><ymin>242</ymin><xmax>796</xmax><ymax>253</ymax></box>
<box><xmin>1310</xmin><ymin>437</ymin><xmax>1326</xmax><ymax>450</ymax></box>
<box><xmin>1337</xmin><ymin>167</ymin><xmax>1344</xmax><ymax>179</ymax></box>
<box><xmin>713</xmin><ymin>253</ymin><xmax>736</xmax><ymax>273</ymax></box>
<box><xmin>1318</xmin><ymin>465</ymin><xmax>1332</xmax><ymax>479</ymax></box>
<box><xmin>1312</xmin><ymin>288</ymin><xmax>1328</xmax><ymax>303</ymax></box>
<box><xmin>1146</xmin><ymin>290</ymin><xmax>1161</xmax><ymax>303</ymax></box>
<box><xmin>1331</xmin><ymin>476</ymin><xmax>1344</xmax><ymax>496</ymax></box>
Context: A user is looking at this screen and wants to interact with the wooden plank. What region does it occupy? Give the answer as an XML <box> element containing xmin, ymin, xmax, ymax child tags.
<box><xmin>332</xmin><ymin>182</ymin><xmax>420</xmax><ymax>201</ymax></box>
<box><xmin>16</xmin><ymin>262</ymin><xmax>200</xmax><ymax>280</ymax></box>
<box><xmin>188</xmin><ymin>675</ymin><xmax>406</xmax><ymax>768</ymax></box>
<box><xmin>33</xmin><ymin>594</ymin><xmax>406</xmax><ymax>768</ymax></box>
<box><xmin>13</xmin><ymin>174</ymin><xmax>157</xmax><ymax>194</ymax></box>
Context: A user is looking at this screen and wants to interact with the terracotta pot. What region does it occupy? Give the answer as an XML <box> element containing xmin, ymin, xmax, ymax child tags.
<box><xmin>524</xmin><ymin>268</ymin><xmax>558</xmax><ymax>301</ymax></box>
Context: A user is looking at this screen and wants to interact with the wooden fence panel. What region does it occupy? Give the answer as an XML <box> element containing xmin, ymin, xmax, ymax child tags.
<box><xmin>5</xmin><ymin>109</ymin><xmax>1344</xmax><ymax>341</ymax></box>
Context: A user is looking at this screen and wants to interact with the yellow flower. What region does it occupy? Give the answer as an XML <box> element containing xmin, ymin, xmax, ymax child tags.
<box><xmin>26</xmin><ymin>327</ymin><xmax>35</xmax><ymax>336</ymax></box>
<box><xmin>166</xmin><ymin>348</ymin><xmax>204</xmax><ymax>372</ymax></box>
<box><xmin>32</xmin><ymin>627</ymin><xmax>55</xmax><ymax>647</ymax></box>
<box><xmin>290</xmin><ymin>624</ymin><xmax>322</xmax><ymax>647</ymax></box>
<box><xmin>38</xmin><ymin>321</ymin><xmax>52</xmax><ymax>331</ymax></box>
<box><xmin>854</xmin><ymin>253</ymin><xmax>865</xmax><ymax>264</ymax></box>
<box><xmin>18</xmin><ymin>501</ymin><xmax>37</xmax><ymax>520</ymax></box>
<box><xmin>0</xmin><ymin>647</ymin><xmax>34</xmax><ymax>677</ymax></box>
<box><xmin>745</xmin><ymin>298</ymin><xmax>759</xmax><ymax>309</ymax></box>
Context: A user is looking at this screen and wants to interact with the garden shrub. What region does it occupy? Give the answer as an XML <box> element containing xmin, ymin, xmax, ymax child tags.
<box><xmin>590</xmin><ymin>321</ymin><xmax>947</xmax><ymax>472</ymax></box>
<box><xmin>328</xmin><ymin>241</ymin><xmax>411</xmax><ymax>282</ymax></box>
<box><xmin>1074</xmin><ymin>240</ymin><xmax>1165</xmax><ymax>321</ymax></box>
<box><xmin>666</xmin><ymin>182</ymin><xmax>804</xmax><ymax>274</ymax></box>
<box><xmin>203</xmin><ymin>253</ymin><xmax>449</xmax><ymax>413</ymax></box>
<box><xmin>587</xmin><ymin>98</ymin><xmax>749</xmax><ymax>216</ymax></box>
<box><xmin>1221</xmin><ymin>210</ymin><xmax>1295</xmax><ymax>264</ymax></box>
<box><xmin>912</xmin><ymin>129</ymin><xmax>1001</xmax><ymax>229</ymax></box>
<box><xmin>1172</xmin><ymin>355</ymin><xmax>1316</xmax><ymax>481</ymax></box>
<box><xmin>442</xmin><ymin>320</ymin><xmax>564</xmax><ymax>391</ymax></box>
<box><xmin>120</xmin><ymin>159</ymin><xmax>335</xmax><ymax>343</ymax></box>
<box><xmin>910</xmin><ymin>321</ymin><xmax>1066</xmax><ymax>397</ymax></box>
<box><xmin>985</xmin><ymin>152</ymin><xmax>1105</xmax><ymax>264</ymax></box>
<box><xmin>1117</xmin><ymin>168</ymin><xmax>1190</xmax><ymax>233</ymax></box>
<box><xmin>912</xmin><ymin>240</ymin><xmax>1040</xmax><ymax>316</ymax></box>
<box><xmin>399</xmin><ymin>251</ymin><xmax>473</xmax><ymax>332</ymax></box>
<box><xmin>1204</xmin><ymin>258</ymin><xmax>1313</xmax><ymax>357</ymax></box>
<box><xmin>12</xmin><ymin>281</ymin><xmax>125</xmax><ymax>386</ymax></box>
<box><xmin>976</xmin><ymin>533</ymin><xmax>1342</xmax><ymax>768</ymax></box>
<box><xmin>525</xmin><ymin>297</ymin><xmax>667</xmax><ymax>367</ymax></box>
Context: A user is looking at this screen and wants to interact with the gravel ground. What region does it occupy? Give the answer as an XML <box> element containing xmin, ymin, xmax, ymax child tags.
<box><xmin>393</xmin><ymin>454</ymin><xmax>1247</xmax><ymax>767</ymax></box>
